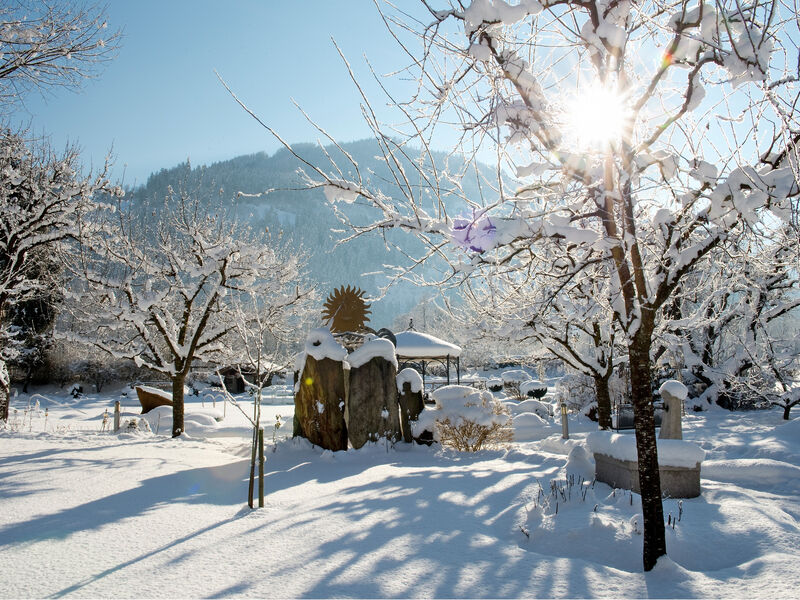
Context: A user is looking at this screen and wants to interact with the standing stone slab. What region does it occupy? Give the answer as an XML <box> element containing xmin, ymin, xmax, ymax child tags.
<box><xmin>294</xmin><ymin>355</ymin><xmax>348</xmax><ymax>451</ymax></box>
<box><xmin>398</xmin><ymin>381</ymin><xmax>424</xmax><ymax>443</ymax></box>
<box><xmin>347</xmin><ymin>355</ymin><xmax>401</xmax><ymax>449</ymax></box>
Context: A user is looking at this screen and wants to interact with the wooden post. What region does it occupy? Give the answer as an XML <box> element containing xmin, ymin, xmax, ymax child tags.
<box><xmin>114</xmin><ymin>401</ymin><xmax>121</xmax><ymax>432</ymax></box>
<box><xmin>258</xmin><ymin>427</ymin><xmax>265</xmax><ymax>508</ymax></box>
<box><xmin>248</xmin><ymin>427</ymin><xmax>256</xmax><ymax>509</ymax></box>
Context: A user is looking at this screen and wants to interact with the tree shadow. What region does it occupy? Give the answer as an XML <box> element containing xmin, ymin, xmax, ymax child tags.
<box><xmin>0</xmin><ymin>457</ymin><xmax>249</xmax><ymax>547</ymax></box>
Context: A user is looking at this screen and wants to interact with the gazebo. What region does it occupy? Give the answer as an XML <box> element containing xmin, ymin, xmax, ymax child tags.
<box><xmin>394</xmin><ymin>330</ymin><xmax>463</xmax><ymax>389</ymax></box>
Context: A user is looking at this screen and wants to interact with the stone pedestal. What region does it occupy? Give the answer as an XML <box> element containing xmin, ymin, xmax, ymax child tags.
<box><xmin>594</xmin><ymin>453</ymin><xmax>701</xmax><ymax>498</ymax></box>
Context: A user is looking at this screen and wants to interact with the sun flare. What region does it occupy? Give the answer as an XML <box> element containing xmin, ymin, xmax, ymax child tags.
<box><xmin>564</xmin><ymin>83</ymin><xmax>628</xmax><ymax>148</ymax></box>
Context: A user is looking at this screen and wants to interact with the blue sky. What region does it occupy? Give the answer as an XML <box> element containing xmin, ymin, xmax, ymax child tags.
<box><xmin>13</xmin><ymin>1</ymin><xmax>422</xmax><ymax>188</ymax></box>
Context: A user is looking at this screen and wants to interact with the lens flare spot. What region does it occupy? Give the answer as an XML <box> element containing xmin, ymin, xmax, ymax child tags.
<box><xmin>304</xmin><ymin>377</ymin><xmax>313</xmax><ymax>386</ymax></box>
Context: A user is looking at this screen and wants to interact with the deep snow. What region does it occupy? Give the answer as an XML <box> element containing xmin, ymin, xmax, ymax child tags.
<box><xmin>1</xmin><ymin>382</ymin><xmax>798</xmax><ymax>598</ymax></box>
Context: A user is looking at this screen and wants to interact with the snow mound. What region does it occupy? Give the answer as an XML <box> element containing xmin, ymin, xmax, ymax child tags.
<box><xmin>501</xmin><ymin>369</ymin><xmax>528</xmax><ymax>383</ymax></box>
<box><xmin>511</xmin><ymin>412</ymin><xmax>553</xmax><ymax>442</ymax></box>
<box><xmin>394</xmin><ymin>330</ymin><xmax>462</xmax><ymax>358</ymax></box>
<box><xmin>565</xmin><ymin>445</ymin><xmax>595</xmax><ymax>480</ymax></box>
<box><xmin>587</xmin><ymin>431</ymin><xmax>705</xmax><ymax>467</ymax></box>
<box><xmin>507</xmin><ymin>398</ymin><xmax>551</xmax><ymax>418</ymax></box>
<box><xmin>486</xmin><ymin>377</ymin><xmax>503</xmax><ymax>390</ymax></box>
<box><xmin>135</xmin><ymin>385</ymin><xmax>172</xmax><ymax>401</ymax></box>
<box><xmin>702</xmin><ymin>459</ymin><xmax>800</xmax><ymax>487</ymax></box>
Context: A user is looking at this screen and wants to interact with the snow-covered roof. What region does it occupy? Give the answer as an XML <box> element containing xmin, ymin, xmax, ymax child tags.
<box><xmin>394</xmin><ymin>330</ymin><xmax>462</xmax><ymax>359</ymax></box>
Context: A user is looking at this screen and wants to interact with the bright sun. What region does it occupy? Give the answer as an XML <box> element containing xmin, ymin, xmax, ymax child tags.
<box><xmin>565</xmin><ymin>82</ymin><xmax>628</xmax><ymax>148</ymax></box>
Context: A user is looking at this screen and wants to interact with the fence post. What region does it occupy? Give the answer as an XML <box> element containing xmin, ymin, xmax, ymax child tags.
<box><xmin>114</xmin><ymin>401</ymin><xmax>121</xmax><ymax>432</ymax></box>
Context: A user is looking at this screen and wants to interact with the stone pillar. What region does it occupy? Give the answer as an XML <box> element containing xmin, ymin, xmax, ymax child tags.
<box><xmin>347</xmin><ymin>355</ymin><xmax>401</xmax><ymax>449</ymax></box>
<box><xmin>398</xmin><ymin>381</ymin><xmax>424</xmax><ymax>443</ymax></box>
<box><xmin>658</xmin><ymin>380</ymin><xmax>687</xmax><ymax>440</ymax></box>
<box><xmin>294</xmin><ymin>355</ymin><xmax>348</xmax><ymax>451</ymax></box>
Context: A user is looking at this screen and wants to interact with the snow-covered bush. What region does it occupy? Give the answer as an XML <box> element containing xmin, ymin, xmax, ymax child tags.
<box><xmin>521</xmin><ymin>380</ymin><xmax>547</xmax><ymax>399</ymax></box>
<box><xmin>414</xmin><ymin>385</ymin><xmax>512</xmax><ymax>451</ymax></box>
<box><xmin>501</xmin><ymin>369</ymin><xmax>529</xmax><ymax>400</ymax></box>
<box><xmin>486</xmin><ymin>377</ymin><xmax>503</xmax><ymax>392</ymax></box>
<box><xmin>509</xmin><ymin>398</ymin><xmax>552</xmax><ymax>419</ymax></box>
<box><xmin>554</xmin><ymin>373</ymin><xmax>596</xmax><ymax>413</ymax></box>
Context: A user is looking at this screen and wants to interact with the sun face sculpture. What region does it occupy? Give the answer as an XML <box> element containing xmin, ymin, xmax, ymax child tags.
<box><xmin>322</xmin><ymin>285</ymin><xmax>372</xmax><ymax>333</ymax></box>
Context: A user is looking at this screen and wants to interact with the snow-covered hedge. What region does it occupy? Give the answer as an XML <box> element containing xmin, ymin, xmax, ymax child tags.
<box><xmin>413</xmin><ymin>385</ymin><xmax>512</xmax><ymax>451</ymax></box>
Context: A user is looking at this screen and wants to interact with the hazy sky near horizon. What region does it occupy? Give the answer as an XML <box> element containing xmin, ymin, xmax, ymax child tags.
<box><xmin>13</xmin><ymin>1</ymin><xmax>427</xmax><ymax>188</ymax></box>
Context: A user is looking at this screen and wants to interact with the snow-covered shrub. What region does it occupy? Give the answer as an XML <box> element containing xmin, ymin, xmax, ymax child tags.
<box><xmin>486</xmin><ymin>377</ymin><xmax>503</xmax><ymax>392</ymax></box>
<box><xmin>414</xmin><ymin>385</ymin><xmax>512</xmax><ymax>451</ymax></box>
<box><xmin>521</xmin><ymin>380</ymin><xmax>547</xmax><ymax>399</ymax></box>
<box><xmin>511</xmin><ymin>398</ymin><xmax>552</xmax><ymax>419</ymax></box>
<box><xmin>554</xmin><ymin>373</ymin><xmax>596</xmax><ymax>413</ymax></box>
<box><xmin>501</xmin><ymin>369</ymin><xmax>529</xmax><ymax>400</ymax></box>
<box><xmin>119</xmin><ymin>417</ymin><xmax>151</xmax><ymax>434</ymax></box>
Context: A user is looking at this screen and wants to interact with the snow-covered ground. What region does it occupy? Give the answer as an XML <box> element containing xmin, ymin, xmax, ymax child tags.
<box><xmin>1</xmin><ymin>383</ymin><xmax>798</xmax><ymax>598</ymax></box>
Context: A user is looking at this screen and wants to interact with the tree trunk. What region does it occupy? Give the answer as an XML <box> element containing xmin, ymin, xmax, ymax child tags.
<box><xmin>172</xmin><ymin>374</ymin><xmax>185</xmax><ymax>437</ymax></box>
<box><xmin>594</xmin><ymin>373</ymin><xmax>613</xmax><ymax>430</ymax></box>
<box><xmin>629</xmin><ymin>326</ymin><xmax>666</xmax><ymax>571</ymax></box>
<box><xmin>784</xmin><ymin>404</ymin><xmax>792</xmax><ymax>420</ymax></box>
<box><xmin>0</xmin><ymin>360</ymin><xmax>9</xmax><ymax>422</ymax></box>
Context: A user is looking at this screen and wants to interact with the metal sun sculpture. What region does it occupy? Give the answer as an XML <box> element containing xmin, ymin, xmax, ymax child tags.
<box><xmin>322</xmin><ymin>285</ymin><xmax>372</xmax><ymax>333</ymax></box>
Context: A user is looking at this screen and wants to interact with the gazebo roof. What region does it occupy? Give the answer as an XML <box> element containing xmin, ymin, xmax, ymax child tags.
<box><xmin>394</xmin><ymin>330</ymin><xmax>462</xmax><ymax>359</ymax></box>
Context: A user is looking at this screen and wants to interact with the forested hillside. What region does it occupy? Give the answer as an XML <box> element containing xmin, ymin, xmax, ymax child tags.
<box><xmin>126</xmin><ymin>139</ymin><xmax>491</xmax><ymax>327</ymax></box>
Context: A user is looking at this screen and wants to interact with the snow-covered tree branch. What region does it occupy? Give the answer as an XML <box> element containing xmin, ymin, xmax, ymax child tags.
<box><xmin>65</xmin><ymin>185</ymin><xmax>314</xmax><ymax>438</ymax></box>
<box><xmin>0</xmin><ymin>130</ymin><xmax>119</xmax><ymax>420</ymax></box>
<box><xmin>0</xmin><ymin>1</ymin><xmax>120</xmax><ymax>110</ymax></box>
<box><xmin>228</xmin><ymin>0</ymin><xmax>799</xmax><ymax>571</ymax></box>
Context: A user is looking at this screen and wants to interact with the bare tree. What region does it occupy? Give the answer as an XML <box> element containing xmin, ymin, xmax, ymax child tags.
<box><xmin>227</xmin><ymin>0</ymin><xmax>799</xmax><ymax>570</ymax></box>
<box><xmin>0</xmin><ymin>1</ymin><xmax>120</xmax><ymax>110</ymax></box>
<box><xmin>215</xmin><ymin>241</ymin><xmax>316</xmax><ymax>507</ymax></box>
<box><xmin>66</xmin><ymin>186</ymin><xmax>310</xmax><ymax>438</ymax></box>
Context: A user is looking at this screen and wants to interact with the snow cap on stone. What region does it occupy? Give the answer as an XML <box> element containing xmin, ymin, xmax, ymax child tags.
<box><xmin>347</xmin><ymin>338</ymin><xmax>398</xmax><ymax>369</ymax></box>
<box><xmin>587</xmin><ymin>431</ymin><xmax>704</xmax><ymax>467</ymax></box>
<box><xmin>397</xmin><ymin>368</ymin><xmax>423</xmax><ymax>393</ymax></box>
<box><xmin>659</xmin><ymin>379</ymin><xmax>688</xmax><ymax>400</ymax></box>
<box><xmin>304</xmin><ymin>327</ymin><xmax>347</xmax><ymax>362</ymax></box>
